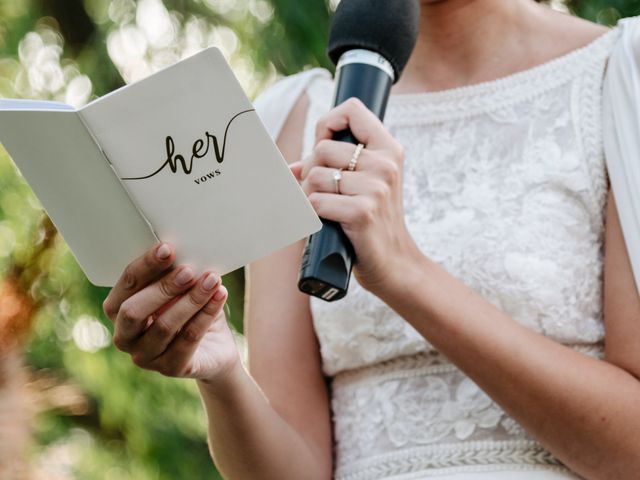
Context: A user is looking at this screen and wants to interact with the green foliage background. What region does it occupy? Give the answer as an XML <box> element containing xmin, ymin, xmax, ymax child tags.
<box><xmin>0</xmin><ymin>1</ymin><xmax>637</xmax><ymax>478</ymax></box>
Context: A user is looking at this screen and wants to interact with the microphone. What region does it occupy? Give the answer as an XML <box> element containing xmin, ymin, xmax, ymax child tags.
<box><xmin>298</xmin><ymin>0</ymin><xmax>420</xmax><ymax>302</ymax></box>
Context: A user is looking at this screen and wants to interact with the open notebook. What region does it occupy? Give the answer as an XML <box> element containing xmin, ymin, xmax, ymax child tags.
<box><xmin>0</xmin><ymin>47</ymin><xmax>321</xmax><ymax>286</ymax></box>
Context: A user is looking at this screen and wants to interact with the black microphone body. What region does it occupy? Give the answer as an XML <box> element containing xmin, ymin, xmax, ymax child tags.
<box><xmin>297</xmin><ymin>0</ymin><xmax>420</xmax><ymax>302</ymax></box>
<box><xmin>333</xmin><ymin>60</ymin><xmax>393</xmax><ymax>121</ymax></box>
<box><xmin>298</xmin><ymin>55</ymin><xmax>393</xmax><ymax>302</ymax></box>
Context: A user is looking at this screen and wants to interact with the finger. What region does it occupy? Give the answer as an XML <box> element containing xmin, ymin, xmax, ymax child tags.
<box><xmin>133</xmin><ymin>272</ymin><xmax>222</xmax><ymax>362</ymax></box>
<box><xmin>315</xmin><ymin>98</ymin><xmax>393</xmax><ymax>149</ymax></box>
<box><xmin>152</xmin><ymin>286</ymin><xmax>229</xmax><ymax>377</ymax></box>
<box><xmin>113</xmin><ymin>265</ymin><xmax>198</xmax><ymax>350</ymax></box>
<box><xmin>289</xmin><ymin>161</ymin><xmax>303</xmax><ymax>182</ymax></box>
<box><xmin>302</xmin><ymin>140</ymin><xmax>369</xmax><ymax>180</ymax></box>
<box><xmin>308</xmin><ymin>191</ymin><xmax>375</xmax><ymax>228</ymax></box>
<box><xmin>103</xmin><ymin>242</ymin><xmax>175</xmax><ymax>321</ymax></box>
<box><xmin>301</xmin><ymin>166</ymin><xmax>374</xmax><ymax>196</ymax></box>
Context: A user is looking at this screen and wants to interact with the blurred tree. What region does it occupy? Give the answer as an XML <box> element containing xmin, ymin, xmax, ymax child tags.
<box><xmin>1</xmin><ymin>0</ymin><xmax>639</xmax><ymax>479</ymax></box>
<box><xmin>567</xmin><ymin>0</ymin><xmax>640</xmax><ymax>23</ymax></box>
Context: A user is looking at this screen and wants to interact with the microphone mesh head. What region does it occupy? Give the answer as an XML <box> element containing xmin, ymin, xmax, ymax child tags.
<box><xmin>327</xmin><ymin>0</ymin><xmax>420</xmax><ymax>83</ymax></box>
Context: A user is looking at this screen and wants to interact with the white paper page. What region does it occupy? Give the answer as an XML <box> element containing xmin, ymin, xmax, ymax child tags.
<box><xmin>0</xmin><ymin>99</ymin><xmax>76</xmax><ymax>111</ymax></box>
<box><xmin>80</xmin><ymin>47</ymin><xmax>321</xmax><ymax>276</ymax></box>
<box><xmin>0</xmin><ymin>107</ymin><xmax>157</xmax><ymax>286</ymax></box>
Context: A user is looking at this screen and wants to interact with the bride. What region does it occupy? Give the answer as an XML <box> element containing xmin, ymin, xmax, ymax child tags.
<box><xmin>102</xmin><ymin>0</ymin><xmax>640</xmax><ymax>478</ymax></box>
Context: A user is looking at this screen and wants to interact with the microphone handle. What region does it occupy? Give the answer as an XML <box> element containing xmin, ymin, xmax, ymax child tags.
<box><xmin>298</xmin><ymin>60</ymin><xmax>392</xmax><ymax>302</ymax></box>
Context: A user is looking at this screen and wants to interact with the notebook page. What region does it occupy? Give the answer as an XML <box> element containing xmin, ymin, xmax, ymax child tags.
<box><xmin>0</xmin><ymin>99</ymin><xmax>76</xmax><ymax>111</ymax></box>
<box><xmin>0</xmin><ymin>106</ymin><xmax>157</xmax><ymax>285</ymax></box>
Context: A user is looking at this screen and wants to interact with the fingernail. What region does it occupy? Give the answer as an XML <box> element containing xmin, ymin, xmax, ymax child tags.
<box><xmin>202</xmin><ymin>272</ymin><xmax>219</xmax><ymax>291</ymax></box>
<box><xmin>175</xmin><ymin>267</ymin><xmax>194</xmax><ymax>286</ymax></box>
<box><xmin>156</xmin><ymin>243</ymin><xmax>171</xmax><ymax>260</ymax></box>
<box><xmin>212</xmin><ymin>286</ymin><xmax>227</xmax><ymax>302</ymax></box>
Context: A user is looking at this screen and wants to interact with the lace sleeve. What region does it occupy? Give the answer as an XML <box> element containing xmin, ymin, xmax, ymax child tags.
<box><xmin>603</xmin><ymin>15</ymin><xmax>640</xmax><ymax>292</ymax></box>
<box><xmin>253</xmin><ymin>68</ymin><xmax>332</xmax><ymax>141</ymax></box>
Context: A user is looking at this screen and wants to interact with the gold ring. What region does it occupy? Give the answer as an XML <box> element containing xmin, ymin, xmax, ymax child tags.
<box><xmin>333</xmin><ymin>168</ymin><xmax>343</xmax><ymax>194</ymax></box>
<box><xmin>348</xmin><ymin>143</ymin><xmax>365</xmax><ymax>172</ymax></box>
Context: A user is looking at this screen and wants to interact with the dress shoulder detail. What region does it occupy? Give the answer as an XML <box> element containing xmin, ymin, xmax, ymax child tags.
<box><xmin>603</xmin><ymin>15</ymin><xmax>640</xmax><ymax>292</ymax></box>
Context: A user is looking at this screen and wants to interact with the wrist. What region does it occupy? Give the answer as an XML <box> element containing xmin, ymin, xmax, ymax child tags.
<box><xmin>372</xmin><ymin>246</ymin><xmax>434</xmax><ymax>306</ymax></box>
<box><xmin>196</xmin><ymin>356</ymin><xmax>245</xmax><ymax>396</ymax></box>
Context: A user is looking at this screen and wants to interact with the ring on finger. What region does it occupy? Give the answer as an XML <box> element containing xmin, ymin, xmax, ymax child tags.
<box><xmin>333</xmin><ymin>168</ymin><xmax>343</xmax><ymax>194</ymax></box>
<box><xmin>347</xmin><ymin>143</ymin><xmax>365</xmax><ymax>172</ymax></box>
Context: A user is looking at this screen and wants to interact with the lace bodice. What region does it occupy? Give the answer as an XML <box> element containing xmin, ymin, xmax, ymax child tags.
<box><xmin>304</xmin><ymin>30</ymin><xmax>616</xmax><ymax>377</ymax></box>
<box><xmin>296</xmin><ymin>28</ymin><xmax>619</xmax><ymax>479</ymax></box>
<box><xmin>253</xmin><ymin>24</ymin><xmax>624</xmax><ymax>479</ymax></box>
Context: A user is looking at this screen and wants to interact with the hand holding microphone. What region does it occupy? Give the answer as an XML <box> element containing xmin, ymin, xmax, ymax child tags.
<box><xmin>297</xmin><ymin>0</ymin><xmax>420</xmax><ymax>301</ymax></box>
<box><xmin>296</xmin><ymin>98</ymin><xmax>423</xmax><ymax>296</ymax></box>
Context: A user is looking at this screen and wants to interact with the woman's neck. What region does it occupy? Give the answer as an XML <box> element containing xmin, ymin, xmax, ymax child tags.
<box><xmin>393</xmin><ymin>0</ymin><xmax>572</xmax><ymax>93</ymax></box>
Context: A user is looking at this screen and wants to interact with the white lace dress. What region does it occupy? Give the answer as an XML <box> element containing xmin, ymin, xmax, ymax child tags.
<box><xmin>255</xmin><ymin>26</ymin><xmax>622</xmax><ymax>480</ymax></box>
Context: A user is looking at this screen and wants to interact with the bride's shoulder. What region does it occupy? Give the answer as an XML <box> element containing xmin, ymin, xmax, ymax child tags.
<box><xmin>553</xmin><ymin>13</ymin><xmax>609</xmax><ymax>42</ymax></box>
<box><xmin>534</xmin><ymin>6</ymin><xmax>610</xmax><ymax>54</ymax></box>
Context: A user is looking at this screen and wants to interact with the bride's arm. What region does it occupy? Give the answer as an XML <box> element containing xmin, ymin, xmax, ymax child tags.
<box><xmin>377</xmin><ymin>189</ymin><xmax>640</xmax><ymax>480</ymax></box>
